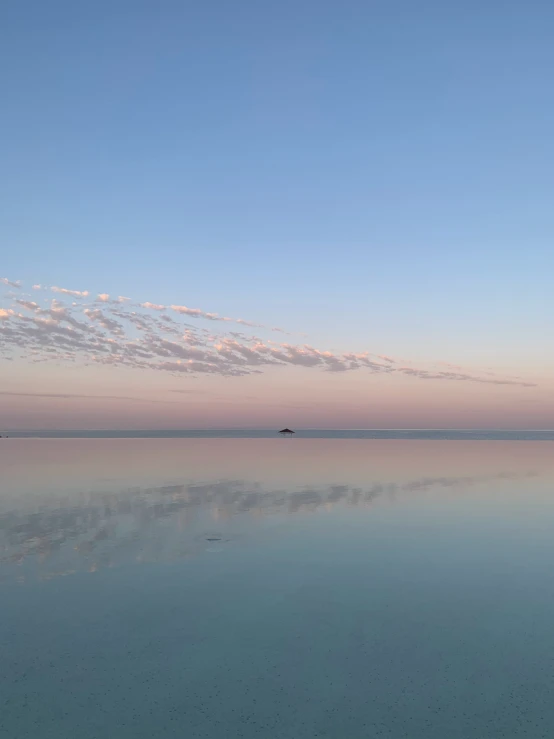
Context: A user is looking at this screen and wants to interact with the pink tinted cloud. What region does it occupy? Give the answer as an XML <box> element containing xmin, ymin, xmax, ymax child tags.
<box><xmin>0</xmin><ymin>276</ymin><xmax>538</xmax><ymax>389</ymax></box>
<box><xmin>51</xmin><ymin>286</ymin><xmax>89</xmax><ymax>298</ymax></box>
<box><xmin>1</xmin><ymin>277</ymin><xmax>21</xmax><ymax>288</ymax></box>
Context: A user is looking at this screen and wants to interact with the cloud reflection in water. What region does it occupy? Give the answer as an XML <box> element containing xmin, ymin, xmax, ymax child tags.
<box><xmin>0</xmin><ymin>470</ymin><xmax>536</xmax><ymax>582</ymax></box>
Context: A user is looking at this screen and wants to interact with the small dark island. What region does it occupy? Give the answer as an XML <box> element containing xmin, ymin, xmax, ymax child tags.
<box><xmin>278</xmin><ymin>428</ymin><xmax>295</xmax><ymax>437</ymax></box>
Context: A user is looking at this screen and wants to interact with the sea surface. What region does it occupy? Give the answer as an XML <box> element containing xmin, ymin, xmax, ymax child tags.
<box><xmin>1</xmin><ymin>437</ymin><xmax>554</xmax><ymax>738</ymax></box>
<box><xmin>5</xmin><ymin>428</ymin><xmax>554</xmax><ymax>439</ymax></box>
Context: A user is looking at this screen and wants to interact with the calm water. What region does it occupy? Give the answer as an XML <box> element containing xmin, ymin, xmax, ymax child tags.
<box><xmin>1</xmin><ymin>438</ymin><xmax>554</xmax><ymax>738</ymax></box>
<box><xmin>6</xmin><ymin>428</ymin><xmax>554</xmax><ymax>439</ymax></box>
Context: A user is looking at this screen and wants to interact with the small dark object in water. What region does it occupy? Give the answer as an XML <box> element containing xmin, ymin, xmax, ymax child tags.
<box><xmin>278</xmin><ymin>428</ymin><xmax>295</xmax><ymax>436</ymax></box>
<box><xmin>206</xmin><ymin>537</ymin><xmax>222</xmax><ymax>542</ymax></box>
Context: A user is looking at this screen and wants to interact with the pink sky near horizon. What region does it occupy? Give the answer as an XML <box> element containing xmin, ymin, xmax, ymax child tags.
<box><xmin>1</xmin><ymin>358</ymin><xmax>551</xmax><ymax>431</ymax></box>
<box><xmin>0</xmin><ymin>280</ymin><xmax>550</xmax><ymax>431</ymax></box>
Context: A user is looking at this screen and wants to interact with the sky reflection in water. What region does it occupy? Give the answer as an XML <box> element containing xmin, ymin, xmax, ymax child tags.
<box><xmin>1</xmin><ymin>439</ymin><xmax>554</xmax><ymax>738</ymax></box>
<box><xmin>0</xmin><ymin>439</ymin><xmax>544</xmax><ymax>582</ymax></box>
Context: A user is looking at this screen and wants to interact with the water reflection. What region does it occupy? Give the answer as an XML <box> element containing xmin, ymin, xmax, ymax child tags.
<box><xmin>0</xmin><ymin>469</ymin><xmax>537</xmax><ymax>582</ymax></box>
<box><xmin>2</xmin><ymin>439</ymin><xmax>554</xmax><ymax>739</ymax></box>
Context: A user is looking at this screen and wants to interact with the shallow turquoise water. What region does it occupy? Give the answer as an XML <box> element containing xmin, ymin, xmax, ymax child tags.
<box><xmin>1</xmin><ymin>439</ymin><xmax>554</xmax><ymax>737</ymax></box>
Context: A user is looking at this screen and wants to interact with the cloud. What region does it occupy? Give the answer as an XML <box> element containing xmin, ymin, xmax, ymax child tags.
<box><xmin>99</xmin><ymin>295</ymin><xmax>131</xmax><ymax>305</ymax></box>
<box><xmin>1</xmin><ymin>277</ymin><xmax>21</xmax><ymax>288</ymax></box>
<box><xmin>396</xmin><ymin>367</ymin><xmax>537</xmax><ymax>387</ymax></box>
<box><xmin>0</xmin><ymin>278</ymin><xmax>537</xmax><ymax>389</ymax></box>
<box><xmin>170</xmin><ymin>304</ymin><xmax>267</xmax><ymax>330</ymax></box>
<box><xmin>15</xmin><ymin>299</ymin><xmax>40</xmax><ymax>311</ymax></box>
<box><xmin>51</xmin><ymin>286</ymin><xmax>89</xmax><ymax>298</ymax></box>
<box><xmin>0</xmin><ymin>391</ymin><xmax>175</xmax><ymax>404</ymax></box>
<box><xmin>171</xmin><ymin>304</ymin><xmax>223</xmax><ymax>321</ymax></box>
<box><xmin>84</xmin><ymin>308</ymin><xmax>124</xmax><ymax>335</ymax></box>
<box><xmin>4</xmin><ymin>281</ymin><xmax>279</xmax><ymax>334</ymax></box>
<box><xmin>0</xmin><ymin>301</ymin><xmax>537</xmax><ymax>385</ymax></box>
<box><xmin>236</xmin><ymin>318</ymin><xmax>263</xmax><ymax>328</ymax></box>
<box><xmin>12</xmin><ymin>299</ymin><xmax>91</xmax><ymax>331</ymax></box>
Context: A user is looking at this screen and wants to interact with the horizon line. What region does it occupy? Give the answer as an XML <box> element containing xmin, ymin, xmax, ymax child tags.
<box><xmin>4</xmin><ymin>427</ymin><xmax>554</xmax><ymax>433</ymax></box>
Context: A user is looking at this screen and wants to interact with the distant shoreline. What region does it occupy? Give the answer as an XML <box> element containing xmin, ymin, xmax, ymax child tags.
<box><xmin>3</xmin><ymin>429</ymin><xmax>554</xmax><ymax>441</ymax></box>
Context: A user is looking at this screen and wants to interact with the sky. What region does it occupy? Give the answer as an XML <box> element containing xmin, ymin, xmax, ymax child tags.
<box><xmin>1</xmin><ymin>0</ymin><xmax>553</xmax><ymax>430</ymax></box>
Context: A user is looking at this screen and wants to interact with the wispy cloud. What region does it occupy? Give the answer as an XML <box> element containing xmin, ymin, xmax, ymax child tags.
<box><xmin>0</xmin><ymin>391</ymin><xmax>175</xmax><ymax>404</ymax></box>
<box><xmin>84</xmin><ymin>308</ymin><xmax>124</xmax><ymax>335</ymax></box>
<box><xmin>97</xmin><ymin>294</ymin><xmax>131</xmax><ymax>304</ymax></box>
<box><xmin>170</xmin><ymin>304</ymin><xmax>268</xmax><ymax>330</ymax></box>
<box><xmin>51</xmin><ymin>286</ymin><xmax>89</xmax><ymax>298</ymax></box>
<box><xmin>1</xmin><ymin>277</ymin><xmax>21</xmax><ymax>288</ymax></box>
<box><xmin>0</xmin><ymin>276</ymin><xmax>537</xmax><ymax>388</ymax></box>
<box><xmin>15</xmin><ymin>299</ymin><xmax>40</xmax><ymax>311</ymax></box>
<box><xmin>236</xmin><ymin>318</ymin><xmax>263</xmax><ymax>328</ymax></box>
<box><xmin>170</xmin><ymin>304</ymin><xmax>227</xmax><ymax>321</ymax></box>
<box><xmin>396</xmin><ymin>367</ymin><xmax>536</xmax><ymax>387</ymax></box>
<box><xmin>7</xmin><ymin>281</ymin><xmax>285</xmax><ymax>334</ymax></box>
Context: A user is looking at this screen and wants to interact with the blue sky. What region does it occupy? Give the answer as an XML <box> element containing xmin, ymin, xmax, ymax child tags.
<box><xmin>1</xmin><ymin>1</ymin><xmax>552</xmax><ymax>427</ymax></box>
